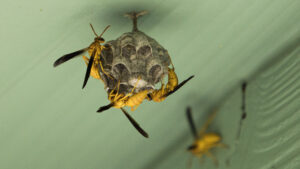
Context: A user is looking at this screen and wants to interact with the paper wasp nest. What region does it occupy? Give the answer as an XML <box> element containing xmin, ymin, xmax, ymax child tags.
<box><xmin>99</xmin><ymin>13</ymin><xmax>171</xmax><ymax>94</ymax></box>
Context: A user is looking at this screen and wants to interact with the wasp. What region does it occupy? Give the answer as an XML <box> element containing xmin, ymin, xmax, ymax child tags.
<box><xmin>186</xmin><ymin>107</ymin><xmax>227</xmax><ymax>166</ymax></box>
<box><xmin>97</xmin><ymin>77</ymin><xmax>150</xmax><ymax>138</ymax></box>
<box><xmin>148</xmin><ymin>57</ymin><xmax>194</xmax><ymax>102</ymax></box>
<box><xmin>53</xmin><ymin>24</ymin><xmax>111</xmax><ymax>89</ymax></box>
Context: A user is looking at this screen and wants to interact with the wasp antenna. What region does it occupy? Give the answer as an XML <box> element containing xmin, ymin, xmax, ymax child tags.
<box><xmin>90</xmin><ymin>23</ymin><xmax>99</xmax><ymax>37</ymax></box>
<box><xmin>99</xmin><ymin>25</ymin><xmax>111</xmax><ymax>38</ymax></box>
<box><xmin>124</xmin><ymin>10</ymin><xmax>148</xmax><ymax>32</ymax></box>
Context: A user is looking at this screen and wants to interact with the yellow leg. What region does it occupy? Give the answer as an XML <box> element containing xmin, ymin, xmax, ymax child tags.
<box><xmin>127</xmin><ymin>76</ymin><xmax>141</xmax><ymax>96</ymax></box>
<box><xmin>206</xmin><ymin>151</ymin><xmax>218</xmax><ymax>166</ymax></box>
<box><xmin>82</xmin><ymin>55</ymin><xmax>89</xmax><ymax>64</ymax></box>
<box><xmin>130</xmin><ymin>104</ymin><xmax>140</xmax><ymax>111</ymax></box>
<box><xmin>216</xmin><ymin>143</ymin><xmax>228</xmax><ymax>149</ymax></box>
<box><xmin>162</xmin><ymin>83</ymin><xmax>165</xmax><ymax>94</ymax></box>
<box><xmin>99</xmin><ymin>61</ymin><xmax>113</xmax><ymax>79</ymax></box>
<box><xmin>119</xmin><ymin>76</ymin><xmax>141</xmax><ymax>103</ymax></box>
<box><xmin>115</xmin><ymin>80</ymin><xmax>121</xmax><ymax>97</ymax></box>
<box><xmin>195</xmin><ymin>153</ymin><xmax>204</xmax><ymax>165</ymax></box>
<box><xmin>108</xmin><ymin>81</ymin><xmax>119</xmax><ymax>100</ymax></box>
<box><xmin>98</xmin><ymin>45</ymin><xmax>113</xmax><ymax>79</ymax></box>
<box><xmin>186</xmin><ymin>154</ymin><xmax>194</xmax><ymax>169</ymax></box>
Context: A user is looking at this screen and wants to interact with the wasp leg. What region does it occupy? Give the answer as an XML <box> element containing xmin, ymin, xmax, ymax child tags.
<box><xmin>205</xmin><ymin>151</ymin><xmax>218</xmax><ymax>166</ymax></box>
<box><xmin>113</xmin><ymin>80</ymin><xmax>122</xmax><ymax>101</ymax></box>
<box><xmin>122</xmin><ymin>76</ymin><xmax>141</xmax><ymax>100</ymax></box>
<box><xmin>195</xmin><ymin>153</ymin><xmax>204</xmax><ymax>165</ymax></box>
<box><xmin>186</xmin><ymin>154</ymin><xmax>194</xmax><ymax>169</ymax></box>
<box><xmin>99</xmin><ymin>61</ymin><xmax>113</xmax><ymax>79</ymax></box>
<box><xmin>161</xmin><ymin>81</ymin><xmax>166</xmax><ymax>94</ymax></box>
<box><xmin>216</xmin><ymin>143</ymin><xmax>228</xmax><ymax>149</ymax></box>
<box><xmin>130</xmin><ymin>105</ymin><xmax>140</xmax><ymax>111</ymax></box>
<box><xmin>108</xmin><ymin>83</ymin><xmax>118</xmax><ymax>101</ymax></box>
<box><xmin>130</xmin><ymin>106</ymin><xmax>136</xmax><ymax>111</ymax></box>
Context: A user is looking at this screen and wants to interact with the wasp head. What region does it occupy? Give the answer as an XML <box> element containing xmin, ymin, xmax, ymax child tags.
<box><xmin>187</xmin><ymin>144</ymin><xmax>197</xmax><ymax>151</ymax></box>
<box><xmin>90</xmin><ymin>24</ymin><xmax>110</xmax><ymax>44</ymax></box>
<box><xmin>95</xmin><ymin>37</ymin><xmax>105</xmax><ymax>43</ymax></box>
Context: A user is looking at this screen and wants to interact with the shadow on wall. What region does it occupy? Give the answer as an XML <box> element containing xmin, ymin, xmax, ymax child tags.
<box><xmin>70</xmin><ymin>1</ymin><xmax>187</xmax><ymax>33</ymax></box>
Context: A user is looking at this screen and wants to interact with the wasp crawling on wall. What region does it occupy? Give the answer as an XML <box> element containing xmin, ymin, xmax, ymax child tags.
<box><xmin>53</xmin><ymin>24</ymin><xmax>111</xmax><ymax>89</ymax></box>
<box><xmin>186</xmin><ymin>107</ymin><xmax>227</xmax><ymax>166</ymax></box>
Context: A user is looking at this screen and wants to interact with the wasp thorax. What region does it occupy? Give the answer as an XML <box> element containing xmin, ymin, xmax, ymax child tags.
<box><xmin>99</xmin><ymin>30</ymin><xmax>171</xmax><ymax>95</ymax></box>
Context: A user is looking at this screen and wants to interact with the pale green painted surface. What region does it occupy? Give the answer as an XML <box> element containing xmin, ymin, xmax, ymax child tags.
<box><xmin>0</xmin><ymin>0</ymin><xmax>299</xmax><ymax>169</ymax></box>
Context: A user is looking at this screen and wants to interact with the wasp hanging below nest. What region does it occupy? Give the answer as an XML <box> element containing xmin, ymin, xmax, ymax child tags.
<box><xmin>53</xmin><ymin>11</ymin><xmax>194</xmax><ymax>138</ymax></box>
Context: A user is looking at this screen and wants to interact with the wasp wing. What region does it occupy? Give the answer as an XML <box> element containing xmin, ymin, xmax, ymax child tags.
<box><xmin>82</xmin><ymin>50</ymin><xmax>96</xmax><ymax>89</ymax></box>
<box><xmin>121</xmin><ymin>108</ymin><xmax>149</xmax><ymax>138</ymax></box>
<box><xmin>186</xmin><ymin>106</ymin><xmax>199</xmax><ymax>139</ymax></box>
<box><xmin>163</xmin><ymin>75</ymin><xmax>194</xmax><ymax>97</ymax></box>
<box><xmin>97</xmin><ymin>103</ymin><xmax>114</xmax><ymax>113</ymax></box>
<box><xmin>53</xmin><ymin>48</ymin><xmax>87</xmax><ymax>67</ymax></box>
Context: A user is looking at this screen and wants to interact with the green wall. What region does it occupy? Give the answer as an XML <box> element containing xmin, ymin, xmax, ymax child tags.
<box><xmin>0</xmin><ymin>0</ymin><xmax>299</xmax><ymax>168</ymax></box>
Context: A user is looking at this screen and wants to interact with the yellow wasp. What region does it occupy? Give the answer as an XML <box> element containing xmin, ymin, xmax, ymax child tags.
<box><xmin>148</xmin><ymin>58</ymin><xmax>194</xmax><ymax>102</ymax></box>
<box><xmin>53</xmin><ymin>24</ymin><xmax>111</xmax><ymax>89</ymax></box>
<box><xmin>186</xmin><ymin>107</ymin><xmax>227</xmax><ymax>166</ymax></box>
<box><xmin>97</xmin><ymin>77</ymin><xmax>151</xmax><ymax>138</ymax></box>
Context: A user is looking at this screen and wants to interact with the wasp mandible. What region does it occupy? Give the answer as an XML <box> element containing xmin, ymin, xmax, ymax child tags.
<box><xmin>186</xmin><ymin>107</ymin><xmax>227</xmax><ymax>166</ymax></box>
<box><xmin>53</xmin><ymin>24</ymin><xmax>111</xmax><ymax>89</ymax></box>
